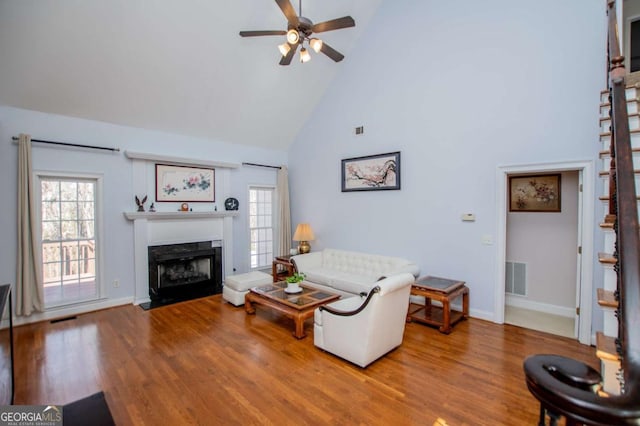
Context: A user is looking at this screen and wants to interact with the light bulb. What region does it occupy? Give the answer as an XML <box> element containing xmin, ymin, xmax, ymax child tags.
<box><xmin>286</xmin><ymin>29</ymin><xmax>299</xmax><ymax>44</ymax></box>
<box><xmin>278</xmin><ymin>43</ymin><xmax>291</xmax><ymax>57</ymax></box>
<box><xmin>310</xmin><ymin>38</ymin><xmax>323</xmax><ymax>53</ymax></box>
<box><xmin>300</xmin><ymin>47</ymin><xmax>311</xmax><ymax>63</ymax></box>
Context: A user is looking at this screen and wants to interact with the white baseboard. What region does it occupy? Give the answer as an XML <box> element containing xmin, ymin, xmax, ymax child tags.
<box><xmin>469</xmin><ymin>308</ymin><xmax>495</xmax><ymax>322</ymax></box>
<box><xmin>12</xmin><ymin>296</ymin><xmax>133</xmax><ymax>327</ymax></box>
<box><xmin>506</xmin><ymin>295</ymin><xmax>574</xmax><ymax>318</ymax></box>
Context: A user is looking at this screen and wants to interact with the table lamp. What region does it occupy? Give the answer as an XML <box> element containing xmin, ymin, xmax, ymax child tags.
<box><xmin>293</xmin><ymin>223</ymin><xmax>315</xmax><ymax>254</ymax></box>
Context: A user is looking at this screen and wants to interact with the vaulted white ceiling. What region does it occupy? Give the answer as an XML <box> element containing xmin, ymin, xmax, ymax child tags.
<box><xmin>0</xmin><ymin>0</ymin><xmax>382</xmax><ymax>150</ymax></box>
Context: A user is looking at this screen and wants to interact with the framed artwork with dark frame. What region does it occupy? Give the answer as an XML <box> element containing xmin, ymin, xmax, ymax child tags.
<box><xmin>155</xmin><ymin>164</ymin><xmax>215</xmax><ymax>202</ymax></box>
<box><xmin>341</xmin><ymin>151</ymin><xmax>401</xmax><ymax>192</ymax></box>
<box><xmin>509</xmin><ymin>173</ymin><xmax>561</xmax><ymax>212</ymax></box>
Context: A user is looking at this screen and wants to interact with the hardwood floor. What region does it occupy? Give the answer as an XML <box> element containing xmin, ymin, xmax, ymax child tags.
<box><xmin>14</xmin><ymin>295</ymin><xmax>598</xmax><ymax>425</ymax></box>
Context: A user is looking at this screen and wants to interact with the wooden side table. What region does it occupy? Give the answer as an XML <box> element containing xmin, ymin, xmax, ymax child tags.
<box><xmin>407</xmin><ymin>276</ymin><xmax>469</xmax><ymax>334</ymax></box>
<box><xmin>271</xmin><ymin>255</ymin><xmax>296</xmax><ymax>283</ymax></box>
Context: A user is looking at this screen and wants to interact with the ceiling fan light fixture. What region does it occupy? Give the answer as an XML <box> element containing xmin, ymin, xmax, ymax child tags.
<box><xmin>239</xmin><ymin>0</ymin><xmax>354</xmax><ymax>66</ymax></box>
<box><xmin>278</xmin><ymin>42</ymin><xmax>291</xmax><ymax>56</ymax></box>
<box><xmin>300</xmin><ymin>47</ymin><xmax>311</xmax><ymax>63</ymax></box>
<box><xmin>310</xmin><ymin>38</ymin><xmax>323</xmax><ymax>53</ymax></box>
<box><xmin>286</xmin><ymin>29</ymin><xmax>300</xmax><ymax>44</ymax></box>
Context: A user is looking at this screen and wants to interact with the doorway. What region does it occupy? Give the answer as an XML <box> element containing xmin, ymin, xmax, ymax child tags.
<box><xmin>495</xmin><ymin>161</ymin><xmax>595</xmax><ymax>345</ymax></box>
<box><xmin>504</xmin><ymin>171</ymin><xmax>579</xmax><ymax>338</ymax></box>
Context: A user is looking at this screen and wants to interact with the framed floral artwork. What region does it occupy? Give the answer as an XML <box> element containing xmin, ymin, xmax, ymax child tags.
<box><xmin>341</xmin><ymin>152</ymin><xmax>401</xmax><ymax>192</ymax></box>
<box><xmin>509</xmin><ymin>174</ymin><xmax>561</xmax><ymax>212</ymax></box>
<box><xmin>155</xmin><ymin>164</ymin><xmax>215</xmax><ymax>202</ymax></box>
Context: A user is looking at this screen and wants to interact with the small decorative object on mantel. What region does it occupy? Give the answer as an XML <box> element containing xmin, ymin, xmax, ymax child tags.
<box><xmin>224</xmin><ymin>197</ymin><xmax>239</xmax><ymax>211</ymax></box>
<box><xmin>149</xmin><ymin>203</ymin><xmax>156</xmax><ymax>212</ymax></box>
<box><xmin>180</xmin><ymin>202</ymin><xmax>189</xmax><ymax>212</ymax></box>
<box><xmin>135</xmin><ymin>195</ymin><xmax>148</xmax><ymax>212</ymax></box>
<box><xmin>285</xmin><ymin>273</ymin><xmax>305</xmax><ymax>294</ymax></box>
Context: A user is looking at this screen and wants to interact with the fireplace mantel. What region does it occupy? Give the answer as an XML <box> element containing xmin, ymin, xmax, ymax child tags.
<box><xmin>124</xmin><ymin>211</ymin><xmax>239</xmax><ymax>221</ymax></box>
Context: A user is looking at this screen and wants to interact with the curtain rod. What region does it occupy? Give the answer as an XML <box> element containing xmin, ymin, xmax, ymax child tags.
<box><xmin>11</xmin><ymin>136</ymin><xmax>120</xmax><ymax>152</ymax></box>
<box><xmin>242</xmin><ymin>162</ymin><xmax>281</xmax><ymax>170</ymax></box>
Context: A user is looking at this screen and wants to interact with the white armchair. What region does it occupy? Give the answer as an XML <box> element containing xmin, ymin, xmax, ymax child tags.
<box><xmin>313</xmin><ymin>273</ymin><xmax>414</xmax><ymax>368</ymax></box>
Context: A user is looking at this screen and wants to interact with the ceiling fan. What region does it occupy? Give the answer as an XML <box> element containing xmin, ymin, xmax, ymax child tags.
<box><xmin>239</xmin><ymin>0</ymin><xmax>355</xmax><ymax>65</ymax></box>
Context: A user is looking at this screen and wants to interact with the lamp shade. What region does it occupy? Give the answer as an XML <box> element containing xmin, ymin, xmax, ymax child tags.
<box><xmin>293</xmin><ymin>223</ymin><xmax>315</xmax><ymax>241</ymax></box>
<box><xmin>278</xmin><ymin>42</ymin><xmax>291</xmax><ymax>56</ymax></box>
<box><xmin>286</xmin><ymin>29</ymin><xmax>300</xmax><ymax>44</ymax></box>
<box><xmin>310</xmin><ymin>38</ymin><xmax>323</xmax><ymax>53</ymax></box>
<box><xmin>299</xmin><ymin>47</ymin><xmax>311</xmax><ymax>63</ymax></box>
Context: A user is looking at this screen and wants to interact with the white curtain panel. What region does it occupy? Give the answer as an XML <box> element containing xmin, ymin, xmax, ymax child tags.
<box><xmin>277</xmin><ymin>166</ymin><xmax>291</xmax><ymax>256</ymax></box>
<box><xmin>16</xmin><ymin>134</ymin><xmax>44</xmax><ymax>316</ymax></box>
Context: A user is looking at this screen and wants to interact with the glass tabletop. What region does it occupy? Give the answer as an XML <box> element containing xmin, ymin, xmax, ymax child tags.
<box><xmin>413</xmin><ymin>276</ymin><xmax>465</xmax><ymax>293</ymax></box>
<box><xmin>251</xmin><ymin>281</ymin><xmax>340</xmax><ymax>309</ymax></box>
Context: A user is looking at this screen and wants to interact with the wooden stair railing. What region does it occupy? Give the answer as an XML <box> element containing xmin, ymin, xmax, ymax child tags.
<box><xmin>522</xmin><ymin>1</ymin><xmax>640</xmax><ymax>424</ymax></box>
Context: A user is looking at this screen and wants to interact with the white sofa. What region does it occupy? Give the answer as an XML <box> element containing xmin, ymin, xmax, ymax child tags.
<box><xmin>291</xmin><ymin>249</ymin><xmax>419</xmax><ymax>296</ymax></box>
<box><xmin>314</xmin><ymin>273</ymin><xmax>414</xmax><ymax>367</ymax></box>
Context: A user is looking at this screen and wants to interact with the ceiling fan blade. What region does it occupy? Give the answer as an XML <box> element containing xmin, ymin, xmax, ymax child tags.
<box><xmin>239</xmin><ymin>30</ymin><xmax>287</xmax><ymax>37</ymax></box>
<box><xmin>312</xmin><ymin>16</ymin><xmax>355</xmax><ymax>33</ymax></box>
<box><xmin>319</xmin><ymin>42</ymin><xmax>345</xmax><ymax>62</ymax></box>
<box><xmin>279</xmin><ymin>43</ymin><xmax>299</xmax><ymax>66</ymax></box>
<box><xmin>275</xmin><ymin>0</ymin><xmax>299</xmax><ymax>27</ymax></box>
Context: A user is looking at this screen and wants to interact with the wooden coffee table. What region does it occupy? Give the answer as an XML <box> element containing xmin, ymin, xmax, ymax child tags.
<box><xmin>244</xmin><ymin>281</ymin><xmax>340</xmax><ymax>339</ymax></box>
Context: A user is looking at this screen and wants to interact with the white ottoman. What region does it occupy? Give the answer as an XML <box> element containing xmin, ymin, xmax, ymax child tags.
<box><xmin>223</xmin><ymin>271</ymin><xmax>272</xmax><ymax>306</ymax></box>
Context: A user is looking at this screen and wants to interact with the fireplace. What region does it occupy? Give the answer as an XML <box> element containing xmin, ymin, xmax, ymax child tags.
<box><xmin>148</xmin><ymin>240</ymin><xmax>222</xmax><ymax>302</ymax></box>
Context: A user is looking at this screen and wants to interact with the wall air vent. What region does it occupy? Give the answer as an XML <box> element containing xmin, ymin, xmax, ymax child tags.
<box><xmin>505</xmin><ymin>261</ymin><xmax>527</xmax><ymax>296</ymax></box>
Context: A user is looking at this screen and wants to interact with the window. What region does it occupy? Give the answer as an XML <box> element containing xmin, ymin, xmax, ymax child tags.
<box><xmin>249</xmin><ymin>187</ymin><xmax>274</xmax><ymax>269</ymax></box>
<box><xmin>39</xmin><ymin>176</ymin><xmax>100</xmax><ymax>307</ymax></box>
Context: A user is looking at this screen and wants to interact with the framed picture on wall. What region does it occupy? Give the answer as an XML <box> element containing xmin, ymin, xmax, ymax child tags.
<box><xmin>155</xmin><ymin>164</ymin><xmax>215</xmax><ymax>202</ymax></box>
<box><xmin>341</xmin><ymin>152</ymin><xmax>401</xmax><ymax>192</ymax></box>
<box><xmin>509</xmin><ymin>173</ymin><xmax>561</xmax><ymax>212</ymax></box>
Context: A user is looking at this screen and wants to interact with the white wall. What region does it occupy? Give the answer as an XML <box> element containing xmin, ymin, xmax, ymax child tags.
<box><xmin>506</xmin><ymin>171</ymin><xmax>579</xmax><ymax>311</ymax></box>
<box><xmin>288</xmin><ymin>0</ymin><xmax>606</xmax><ymax>322</ymax></box>
<box><xmin>0</xmin><ymin>105</ymin><xmax>285</xmax><ymax>319</ymax></box>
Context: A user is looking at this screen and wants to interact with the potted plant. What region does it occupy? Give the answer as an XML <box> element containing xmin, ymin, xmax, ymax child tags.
<box><xmin>285</xmin><ymin>273</ymin><xmax>305</xmax><ymax>293</ymax></box>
